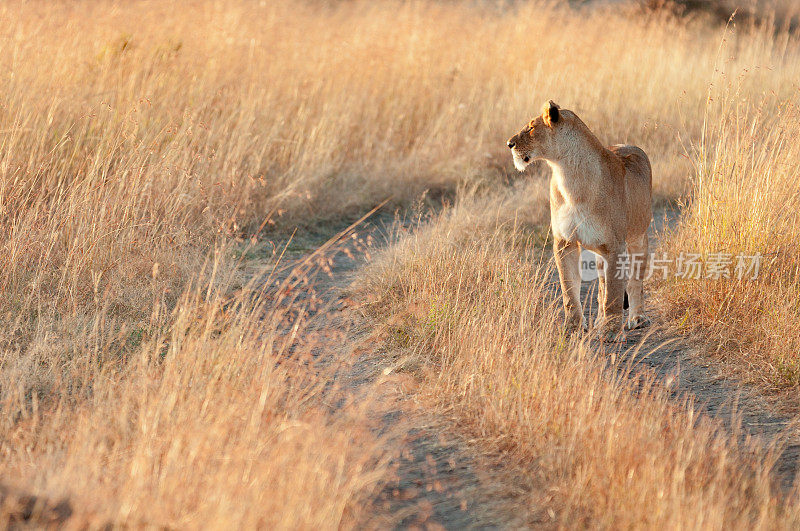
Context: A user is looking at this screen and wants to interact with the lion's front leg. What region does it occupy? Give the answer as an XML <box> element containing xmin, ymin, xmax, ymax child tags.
<box><xmin>554</xmin><ymin>238</ymin><xmax>586</xmax><ymax>334</ymax></box>
<box><xmin>597</xmin><ymin>245</ymin><xmax>626</xmax><ymax>342</ymax></box>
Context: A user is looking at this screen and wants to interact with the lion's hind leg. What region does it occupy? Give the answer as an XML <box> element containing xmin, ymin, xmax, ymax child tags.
<box><xmin>625</xmin><ymin>231</ymin><xmax>650</xmax><ymax>330</ymax></box>
<box><xmin>597</xmin><ymin>255</ymin><xmax>607</xmax><ymax>322</ymax></box>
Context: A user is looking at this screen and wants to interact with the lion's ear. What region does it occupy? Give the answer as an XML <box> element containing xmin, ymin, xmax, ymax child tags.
<box><xmin>542</xmin><ymin>100</ymin><xmax>560</xmax><ymax>127</ymax></box>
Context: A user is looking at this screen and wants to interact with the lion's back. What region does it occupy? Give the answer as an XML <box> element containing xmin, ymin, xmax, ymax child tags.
<box><xmin>609</xmin><ymin>144</ymin><xmax>651</xmax><ymax>184</ymax></box>
<box><xmin>609</xmin><ymin>144</ymin><xmax>652</xmax><ymax>237</ymax></box>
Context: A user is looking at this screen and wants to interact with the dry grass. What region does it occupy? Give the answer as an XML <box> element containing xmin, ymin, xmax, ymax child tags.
<box><xmin>655</xmin><ymin>70</ymin><xmax>800</xmax><ymax>397</ymax></box>
<box><xmin>1</xmin><ymin>253</ymin><xmax>392</xmax><ymax>527</ymax></box>
<box><xmin>1</xmin><ymin>0</ymin><xmax>799</xmax><ymax>525</ymax></box>
<box><xmin>643</xmin><ymin>0</ymin><xmax>800</xmax><ymax>25</ymax></box>
<box><xmin>2</xmin><ymin>0</ymin><xmax>796</xmax><ymax>401</ymax></box>
<box><xmin>357</xmin><ymin>191</ymin><xmax>799</xmax><ymax>527</ymax></box>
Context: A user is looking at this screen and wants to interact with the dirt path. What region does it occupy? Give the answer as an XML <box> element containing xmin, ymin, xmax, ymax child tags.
<box><xmin>574</xmin><ymin>208</ymin><xmax>800</xmax><ymax>492</ymax></box>
<box><xmin>264</xmin><ymin>213</ymin><xmax>509</xmax><ymax>529</ymax></box>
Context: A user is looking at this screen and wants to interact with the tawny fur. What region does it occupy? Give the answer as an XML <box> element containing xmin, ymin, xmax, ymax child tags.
<box><xmin>507</xmin><ymin>101</ymin><xmax>652</xmax><ymax>340</ymax></box>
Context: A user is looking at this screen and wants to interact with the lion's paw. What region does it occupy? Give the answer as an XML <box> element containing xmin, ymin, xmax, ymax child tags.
<box><xmin>596</xmin><ymin>317</ymin><xmax>623</xmax><ymax>343</ymax></box>
<box><xmin>625</xmin><ymin>314</ymin><xmax>651</xmax><ymax>331</ymax></box>
<box><xmin>563</xmin><ymin>317</ymin><xmax>588</xmax><ymax>337</ymax></box>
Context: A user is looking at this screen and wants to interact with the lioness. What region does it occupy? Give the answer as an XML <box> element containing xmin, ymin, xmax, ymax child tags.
<box><xmin>507</xmin><ymin>101</ymin><xmax>652</xmax><ymax>340</ymax></box>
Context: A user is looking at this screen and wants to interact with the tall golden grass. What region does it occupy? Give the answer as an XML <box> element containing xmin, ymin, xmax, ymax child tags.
<box><xmin>656</xmin><ymin>75</ymin><xmax>800</xmax><ymax>395</ymax></box>
<box><xmin>2</xmin><ymin>0</ymin><xmax>796</xmax><ymax>403</ymax></box>
<box><xmin>1</xmin><ymin>0</ymin><xmax>799</xmax><ymax>525</ymax></box>
<box><xmin>358</xmin><ymin>191</ymin><xmax>799</xmax><ymax>527</ymax></box>
<box><xmin>1</xmin><ymin>253</ymin><xmax>392</xmax><ymax>526</ymax></box>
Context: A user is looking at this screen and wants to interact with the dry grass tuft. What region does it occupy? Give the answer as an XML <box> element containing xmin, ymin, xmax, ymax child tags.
<box><xmin>656</xmin><ymin>73</ymin><xmax>800</xmax><ymax>396</ymax></box>
<box><xmin>1</xmin><ymin>255</ymin><xmax>391</xmax><ymax>527</ymax></box>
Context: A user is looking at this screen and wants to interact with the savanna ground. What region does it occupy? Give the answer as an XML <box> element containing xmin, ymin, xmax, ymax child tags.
<box><xmin>2</xmin><ymin>0</ymin><xmax>800</xmax><ymax>527</ymax></box>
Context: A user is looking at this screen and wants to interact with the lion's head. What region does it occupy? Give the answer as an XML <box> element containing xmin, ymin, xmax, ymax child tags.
<box><xmin>507</xmin><ymin>100</ymin><xmax>562</xmax><ymax>172</ymax></box>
